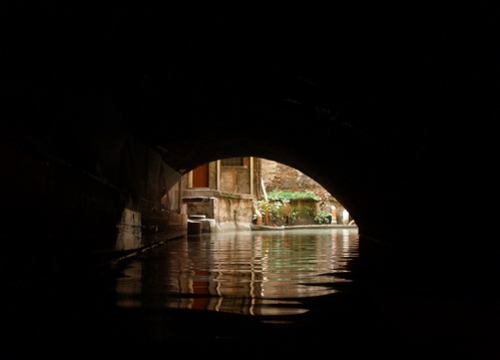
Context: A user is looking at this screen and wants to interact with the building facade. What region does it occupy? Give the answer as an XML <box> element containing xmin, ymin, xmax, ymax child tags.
<box><xmin>183</xmin><ymin>157</ymin><xmax>351</xmax><ymax>231</ymax></box>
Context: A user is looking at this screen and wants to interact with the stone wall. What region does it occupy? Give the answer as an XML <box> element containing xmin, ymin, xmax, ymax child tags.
<box><xmin>1</xmin><ymin>116</ymin><xmax>187</xmax><ymax>275</ymax></box>
<box><xmin>183</xmin><ymin>190</ymin><xmax>254</xmax><ymax>231</ymax></box>
<box><xmin>214</xmin><ymin>194</ymin><xmax>254</xmax><ymax>230</ymax></box>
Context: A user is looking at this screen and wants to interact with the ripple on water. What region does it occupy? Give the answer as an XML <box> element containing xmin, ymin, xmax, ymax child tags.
<box><xmin>113</xmin><ymin>228</ymin><xmax>359</xmax><ymax>316</ymax></box>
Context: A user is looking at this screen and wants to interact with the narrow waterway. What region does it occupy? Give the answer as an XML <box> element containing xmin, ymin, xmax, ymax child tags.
<box><xmin>114</xmin><ymin>228</ymin><xmax>359</xmax><ymax>316</ymax></box>
<box><xmin>101</xmin><ymin>228</ymin><xmax>363</xmax><ymax>357</ymax></box>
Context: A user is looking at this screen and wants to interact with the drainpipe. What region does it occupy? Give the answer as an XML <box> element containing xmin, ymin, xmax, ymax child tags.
<box><xmin>188</xmin><ymin>170</ymin><xmax>193</xmax><ymax>188</ymax></box>
<box><xmin>260</xmin><ymin>177</ymin><xmax>268</xmax><ymax>202</ymax></box>
<box><xmin>216</xmin><ymin>160</ymin><xmax>221</xmax><ymax>191</ymax></box>
<box><xmin>250</xmin><ymin>157</ymin><xmax>254</xmax><ymax>195</ymax></box>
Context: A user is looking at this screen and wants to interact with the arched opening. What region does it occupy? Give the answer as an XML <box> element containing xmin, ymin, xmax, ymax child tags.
<box><xmin>183</xmin><ymin>156</ymin><xmax>356</xmax><ymax>232</ymax></box>
<box><xmin>110</xmin><ymin>156</ymin><xmax>360</xmax><ymax>317</ymax></box>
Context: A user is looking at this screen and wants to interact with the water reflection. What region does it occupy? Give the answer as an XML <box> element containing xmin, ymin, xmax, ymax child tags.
<box><xmin>114</xmin><ymin>228</ymin><xmax>358</xmax><ymax>316</ymax></box>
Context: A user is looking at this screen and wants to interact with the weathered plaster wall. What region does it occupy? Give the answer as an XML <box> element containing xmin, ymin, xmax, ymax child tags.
<box><xmin>197</xmin><ymin>159</ymin><xmax>252</xmax><ymax>194</ymax></box>
<box><xmin>183</xmin><ymin>191</ymin><xmax>254</xmax><ymax>231</ymax></box>
<box><xmin>214</xmin><ymin>195</ymin><xmax>253</xmax><ymax>230</ymax></box>
<box><xmin>184</xmin><ymin>158</ymin><xmax>254</xmax><ymax>230</ymax></box>
<box><xmin>185</xmin><ymin>197</ymin><xmax>216</xmax><ymax>219</ymax></box>
<box><xmin>220</xmin><ymin>165</ymin><xmax>251</xmax><ymax>194</ymax></box>
<box><xmin>209</xmin><ymin>162</ymin><xmax>217</xmax><ymax>189</ymax></box>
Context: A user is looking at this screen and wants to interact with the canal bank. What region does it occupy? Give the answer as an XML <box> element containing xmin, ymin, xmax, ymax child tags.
<box><xmin>250</xmin><ymin>224</ymin><xmax>358</xmax><ymax>231</ymax></box>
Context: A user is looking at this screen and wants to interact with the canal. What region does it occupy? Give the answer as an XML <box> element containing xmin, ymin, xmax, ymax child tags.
<box><xmin>114</xmin><ymin>228</ymin><xmax>359</xmax><ymax>316</ymax></box>
<box><xmin>106</xmin><ymin>227</ymin><xmax>365</xmax><ymax>358</ymax></box>
<box><xmin>5</xmin><ymin>228</ymin><xmax>500</xmax><ymax>359</ymax></box>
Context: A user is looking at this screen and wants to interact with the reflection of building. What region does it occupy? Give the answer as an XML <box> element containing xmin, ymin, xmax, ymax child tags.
<box><xmin>114</xmin><ymin>229</ymin><xmax>359</xmax><ymax>316</ymax></box>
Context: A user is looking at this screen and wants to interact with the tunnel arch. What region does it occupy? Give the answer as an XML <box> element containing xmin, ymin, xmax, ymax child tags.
<box><xmin>133</xmin><ymin>69</ymin><xmax>371</xmax><ymax>235</ymax></box>
<box><xmin>3</xmin><ymin>1</ymin><xmax>498</xmax><ymax>301</ymax></box>
<box><xmin>184</xmin><ymin>155</ymin><xmax>356</xmax><ymax>228</ymax></box>
<box><xmin>160</xmin><ymin>136</ymin><xmax>362</xmax><ymax>226</ymax></box>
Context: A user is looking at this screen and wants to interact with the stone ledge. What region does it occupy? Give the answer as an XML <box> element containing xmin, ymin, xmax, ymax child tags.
<box><xmin>183</xmin><ymin>189</ymin><xmax>255</xmax><ymax>200</ymax></box>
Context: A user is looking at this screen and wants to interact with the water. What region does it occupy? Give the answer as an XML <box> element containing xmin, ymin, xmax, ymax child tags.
<box><xmin>114</xmin><ymin>228</ymin><xmax>359</xmax><ymax>316</ymax></box>
<box><xmin>8</xmin><ymin>227</ymin><xmax>499</xmax><ymax>358</ymax></box>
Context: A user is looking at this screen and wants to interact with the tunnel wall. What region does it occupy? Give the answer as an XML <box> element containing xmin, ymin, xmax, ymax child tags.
<box><xmin>3</xmin><ymin>78</ymin><xmax>497</xmax><ymax>298</ymax></box>
<box><xmin>3</xmin><ymin>3</ymin><xmax>497</xmax><ymax>299</ymax></box>
<box><xmin>1</xmin><ymin>104</ymin><xmax>185</xmax><ymax>278</ymax></box>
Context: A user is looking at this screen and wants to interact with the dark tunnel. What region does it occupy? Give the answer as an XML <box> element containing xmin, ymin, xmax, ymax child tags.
<box><xmin>1</xmin><ymin>2</ymin><xmax>499</xmax><ymax>358</ymax></box>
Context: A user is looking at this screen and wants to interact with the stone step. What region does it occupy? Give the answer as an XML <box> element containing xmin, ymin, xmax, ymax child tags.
<box><xmin>189</xmin><ymin>214</ymin><xmax>207</xmax><ymax>220</ymax></box>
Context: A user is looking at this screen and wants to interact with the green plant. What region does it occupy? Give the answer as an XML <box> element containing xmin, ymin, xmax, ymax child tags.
<box><xmin>259</xmin><ymin>189</ymin><xmax>321</xmax><ymax>225</ymax></box>
<box><xmin>299</xmin><ymin>204</ymin><xmax>315</xmax><ymax>218</ymax></box>
<box><xmin>257</xmin><ymin>199</ymin><xmax>291</xmax><ymax>225</ymax></box>
<box><xmin>288</xmin><ymin>206</ymin><xmax>300</xmax><ymax>224</ymax></box>
<box><xmin>315</xmin><ymin>210</ymin><xmax>332</xmax><ymax>224</ymax></box>
<box><xmin>267</xmin><ymin>189</ymin><xmax>320</xmax><ymax>201</ymax></box>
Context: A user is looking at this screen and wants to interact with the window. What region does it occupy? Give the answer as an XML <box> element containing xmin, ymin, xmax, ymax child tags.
<box><xmin>221</xmin><ymin>157</ymin><xmax>244</xmax><ymax>166</ymax></box>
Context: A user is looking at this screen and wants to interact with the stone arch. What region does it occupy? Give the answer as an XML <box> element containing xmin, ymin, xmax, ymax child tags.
<box><xmin>2</xmin><ymin>2</ymin><xmax>498</xmax><ymax>298</ymax></box>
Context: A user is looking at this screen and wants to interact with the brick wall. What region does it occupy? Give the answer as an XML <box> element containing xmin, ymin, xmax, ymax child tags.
<box><xmin>259</xmin><ymin>158</ymin><xmax>350</xmax><ymax>223</ymax></box>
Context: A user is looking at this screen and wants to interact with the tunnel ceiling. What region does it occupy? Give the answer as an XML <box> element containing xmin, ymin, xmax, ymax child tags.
<box><xmin>4</xmin><ymin>3</ymin><xmax>497</xmax><ymax>246</ymax></box>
